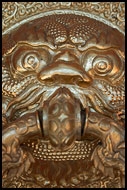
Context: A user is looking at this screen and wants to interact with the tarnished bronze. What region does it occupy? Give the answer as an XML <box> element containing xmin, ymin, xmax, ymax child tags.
<box><xmin>2</xmin><ymin>2</ymin><xmax>125</xmax><ymax>188</ymax></box>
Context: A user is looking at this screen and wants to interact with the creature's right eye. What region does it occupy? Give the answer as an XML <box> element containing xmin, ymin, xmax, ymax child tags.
<box><xmin>22</xmin><ymin>53</ymin><xmax>40</xmax><ymax>71</ymax></box>
<box><xmin>11</xmin><ymin>44</ymin><xmax>50</xmax><ymax>74</ymax></box>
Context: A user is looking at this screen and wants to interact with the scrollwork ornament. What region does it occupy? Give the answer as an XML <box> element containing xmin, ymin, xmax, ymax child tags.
<box><xmin>2</xmin><ymin>2</ymin><xmax>125</xmax><ymax>34</ymax></box>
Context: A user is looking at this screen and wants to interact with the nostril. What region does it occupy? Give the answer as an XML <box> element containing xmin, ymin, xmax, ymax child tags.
<box><xmin>72</xmin><ymin>76</ymin><xmax>91</xmax><ymax>88</ymax></box>
<box><xmin>40</xmin><ymin>77</ymin><xmax>56</xmax><ymax>85</ymax></box>
<box><xmin>71</xmin><ymin>76</ymin><xmax>83</xmax><ymax>84</ymax></box>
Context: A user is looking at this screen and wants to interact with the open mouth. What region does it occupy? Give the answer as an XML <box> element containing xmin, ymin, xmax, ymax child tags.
<box><xmin>21</xmin><ymin>86</ymin><xmax>100</xmax><ymax>159</ymax></box>
<box><xmin>37</xmin><ymin>87</ymin><xmax>88</xmax><ymax>151</ymax></box>
<box><xmin>21</xmin><ymin>85</ymin><xmax>100</xmax><ymax>160</ymax></box>
<box><xmin>7</xmin><ymin>83</ymin><xmax>107</xmax><ymax>150</ymax></box>
<box><xmin>11</xmin><ymin>84</ymin><xmax>100</xmax><ymax>157</ymax></box>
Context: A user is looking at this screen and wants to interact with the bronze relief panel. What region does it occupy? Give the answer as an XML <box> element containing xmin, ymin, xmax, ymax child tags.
<box><xmin>2</xmin><ymin>4</ymin><xmax>125</xmax><ymax>188</ymax></box>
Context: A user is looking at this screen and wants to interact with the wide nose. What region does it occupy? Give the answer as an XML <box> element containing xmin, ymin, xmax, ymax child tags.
<box><xmin>38</xmin><ymin>51</ymin><xmax>92</xmax><ymax>87</ymax></box>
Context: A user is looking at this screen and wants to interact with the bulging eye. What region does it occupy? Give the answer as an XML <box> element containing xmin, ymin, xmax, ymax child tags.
<box><xmin>23</xmin><ymin>53</ymin><xmax>40</xmax><ymax>70</ymax></box>
<box><xmin>12</xmin><ymin>51</ymin><xmax>41</xmax><ymax>73</ymax></box>
<box><xmin>81</xmin><ymin>49</ymin><xmax>124</xmax><ymax>82</ymax></box>
<box><xmin>11</xmin><ymin>44</ymin><xmax>50</xmax><ymax>75</ymax></box>
<box><xmin>92</xmin><ymin>56</ymin><xmax>113</xmax><ymax>76</ymax></box>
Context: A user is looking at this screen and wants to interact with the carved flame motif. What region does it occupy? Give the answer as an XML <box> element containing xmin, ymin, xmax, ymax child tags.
<box><xmin>2</xmin><ymin>14</ymin><xmax>125</xmax><ymax>188</ymax></box>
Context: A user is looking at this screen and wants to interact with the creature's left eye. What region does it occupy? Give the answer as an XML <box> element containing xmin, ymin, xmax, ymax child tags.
<box><xmin>81</xmin><ymin>48</ymin><xmax>124</xmax><ymax>83</ymax></box>
<box><xmin>91</xmin><ymin>56</ymin><xmax>112</xmax><ymax>76</ymax></box>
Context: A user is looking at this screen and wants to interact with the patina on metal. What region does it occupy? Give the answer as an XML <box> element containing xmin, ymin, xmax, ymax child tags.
<box><xmin>2</xmin><ymin>2</ymin><xmax>125</xmax><ymax>188</ymax></box>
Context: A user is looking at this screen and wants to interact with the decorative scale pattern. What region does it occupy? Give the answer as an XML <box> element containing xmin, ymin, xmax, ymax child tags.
<box><xmin>94</xmin><ymin>80</ymin><xmax>125</xmax><ymax>106</ymax></box>
<box><xmin>2</xmin><ymin>63</ymin><xmax>35</xmax><ymax>97</ymax></box>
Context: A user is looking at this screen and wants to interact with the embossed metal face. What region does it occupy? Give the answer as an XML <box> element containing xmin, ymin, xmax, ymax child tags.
<box><xmin>2</xmin><ymin>14</ymin><xmax>125</xmax><ymax>188</ymax></box>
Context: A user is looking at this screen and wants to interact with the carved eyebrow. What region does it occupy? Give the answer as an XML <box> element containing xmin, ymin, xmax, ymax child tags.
<box><xmin>78</xmin><ymin>44</ymin><xmax>119</xmax><ymax>52</ymax></box>
<box><xmin>3</xmin><ymin>41</ymin><xmax>124</xmax><ymax>60</ymax></box>
<box><xmin>79</xmin><ymin>46</ymin><xmax>122</xmax><ymax>55</ymax></box>
<box><xmin>20</xmin><ymin>41</ymin><xmax>57</xmax><ymax>50</ymax></box>
<box><xmin>3</xmin><ymin>41</ymin><xmax>57</xmax><ymax>57</ymax></box>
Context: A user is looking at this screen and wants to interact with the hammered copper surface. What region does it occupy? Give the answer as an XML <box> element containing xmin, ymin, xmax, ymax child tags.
<box><xmin>2</xmin><ymin>3</ymin><xmax>125</xmax><ymax>188</ymax></box>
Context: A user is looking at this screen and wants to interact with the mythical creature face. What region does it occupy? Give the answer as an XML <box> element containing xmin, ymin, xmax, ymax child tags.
<box><xmin>2</xmin><ymin>14</ymin><xmax>125</xmax><ymax>188</ymax></box>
